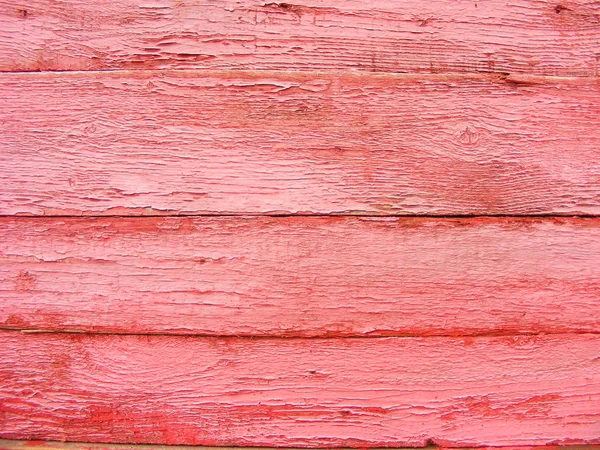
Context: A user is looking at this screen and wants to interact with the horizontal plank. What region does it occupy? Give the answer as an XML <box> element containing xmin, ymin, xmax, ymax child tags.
<box><xmin>1</xmin><ymin>0</ymin><xmax>599</xmax><ymax>75</ymax></box>
<box><xmin>2</xmin><ymin>441</ymin><xmax>600</xmax><ymax>450</ymax></box>
<box><xmin>2</xmin><ymin>71</ymin><xmax>600</xmax><ymax>216</ymax></box>
<box><xmin>2</xmin><ymin>216</ymin><xmax>600</xmax><ymax>336</ymax></box>
<box><xmin>1</xmin><ymin>331</ymin><xmax>599</xmax><ymax>446</ymax></box>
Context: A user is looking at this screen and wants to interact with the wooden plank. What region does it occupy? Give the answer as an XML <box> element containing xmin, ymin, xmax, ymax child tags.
<box><xmin>1</xmin><ymin>0</ymin><xmax>599</xmax><ymax>75</ymax></box>
<box><xmin>2</xmin><ymin>71</ymin><xmax>600</xmax><ymax>216</ymax></box>
<box><xmin>1</xmin><ymin>441</ymin><xmax>600</xmax><ymax>450</ymax></box>
<box><xmin>2</xmin><ymin>216</ymin><xmax>600</xmax><ymax>336</ymax></box>
<box><xmin>1</xmin><ymin>331</ymin><xmax>599</xmax><ymax>446</ymax></box>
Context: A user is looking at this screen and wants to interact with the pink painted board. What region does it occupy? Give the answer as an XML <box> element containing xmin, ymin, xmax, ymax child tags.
<box><xmin>0</xmin><ymin>331</ymin><xmax>599</xmax><ymax>447</ymax></box>
<box><xmin>0</xmin><ymin>0</ymin><xmax>599</xmax><ymax>75</ymax></box>
<box><xmin>1</xmin><ymin>441</ymin><xmax>600</xmax><ymax>450</ymax></box>
<box><xmin>2</xmin><ymin>216</ymin><xmax>600</xmax><ymax>336</ymax></box>
<box><xmin>1</xmin><ymin>71</ymin><xmax>600</xmax><ymax>216</ymax></box>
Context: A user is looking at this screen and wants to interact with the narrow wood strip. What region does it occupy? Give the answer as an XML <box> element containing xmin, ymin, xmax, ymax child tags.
<box><xmin>0</xmin><ymin>0</ymin><xmax>599</xmax><ymax>75</ymax></box>
<box><xmin>1</xmin><ymin>440</ymin><xmax>600</xmax><ymax>450</ymax></box>
<box><xmin>2</xmin><ymin>216</ymin><xmax>600</xmax><ymax>336</ymax></box>
<box><xmin>1</xmin><ymin>331</ymin><xmax>599</xmax><ymax>447</ymax></box>
<box><xmin>2</xmin><ymin>71</ymin><xmax>600</xmax><ymax>216</ymax></box>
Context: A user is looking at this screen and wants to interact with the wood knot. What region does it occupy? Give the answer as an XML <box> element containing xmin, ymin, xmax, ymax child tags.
<box><xmin>17</xmin><ymin>9</ymin><xmax>28</xmax><ymax>17</ymax></box>
<box><xmin>84</xmin><ymin>123</ymin><xmax>97</xmax><ymax>135</ymax></box>
<box><xmin>455</xmin><ymin>125</ymin><xmax>480</xmax><ymax>145</ymax></box>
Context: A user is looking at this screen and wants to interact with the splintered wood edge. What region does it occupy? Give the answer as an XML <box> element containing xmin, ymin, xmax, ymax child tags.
<box><xmin>1</xmin><ymin>440</ymin><xmax>600</xmax><ymax>450</ymax></box>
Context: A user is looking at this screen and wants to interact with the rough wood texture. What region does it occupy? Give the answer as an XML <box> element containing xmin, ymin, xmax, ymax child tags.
<box><xmin>2</xmin><ymin>71</ymin><xmax>600</xmax><ymax>216</ymax></box>
<box><xmin>1</xmin><ymin>441</ymin><xmax>600</xmax><ymax>450</ymax></box>
<box><xmin>1</xmin><ymin>331</ymin><xmax>599</xmax><ymax>447</ymax></box>
<box><xmin>2</xmin><ymin>216</ymin><xmax>600</xmax><ymax>336</ymax></box>
<box><xmin>1</xmin><ymin>0</ymin><xmax>600</xmax><ymax>75</ymax></box>
<box><xmin>0</xmin><ymin>441</ymin><xmax>433</xmax><ymax>450</ymax></box>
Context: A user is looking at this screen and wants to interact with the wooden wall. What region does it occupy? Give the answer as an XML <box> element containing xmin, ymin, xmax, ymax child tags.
<box><xmin>1</xmin><ymin>0</ymin><xmax>599</xmax><ymax>447</ymax></box>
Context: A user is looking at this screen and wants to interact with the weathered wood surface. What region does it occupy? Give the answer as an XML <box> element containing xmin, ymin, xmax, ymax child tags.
<box><xmin>0</xmin><ymin>441</ymin><xmax>326</xmax><ymax>450</ymax></box>
<box><xmin>2</xmin><ymin>71</ymin><xmax>600</xmax><ymax>216</ymax></box>
<box><xmin>1</xmin><ymin>0</ymin><xmax>600</xmax><ymax>75</ymax></box>
<box><xmin>1</xmin><ymin>331</ymin><xmax>599</xmax><ymax>446</ymax></box>
<box><xmin>0</xmin><ymin>441</ymin><xmax>435</xmax><ymax>450</ymax></box>
<box><xmin>2</xmin><ymin>216</ymin><xmax>600</xmax><ymax>336</ymax></box>
<box><xmin>1</xmin><ymin>441</ymin><xmax>600</xmax><ymax>450</ymax></box>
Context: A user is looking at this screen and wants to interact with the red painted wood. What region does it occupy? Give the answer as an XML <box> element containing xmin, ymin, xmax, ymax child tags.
<box><xmin>4</xmin><ymin>443</ymin><xmax>600</xmax><ymax>450</ymax></box>
<box><xmin>2</xmin><ymin>216</ymin><xmax>600</xmax><ymax>336</ymax></box>
<box><xmin>1</xmin><ymin>440</ymin><xmax>600</xmax><ymax>450</ymax></box>
<box><xmin>1</xmin><ymin>0</ymin><xmax>599</xmax><ymax>75</ymax></box>
<box><xmin>2</xmin><ymin>71</ymin><xmax>600</xmax><ymax>216</ymax></box>
<box><xmin>1</xmin><ymin>331</ymin><xmax>599</xmax><ymax>447</ymax></box>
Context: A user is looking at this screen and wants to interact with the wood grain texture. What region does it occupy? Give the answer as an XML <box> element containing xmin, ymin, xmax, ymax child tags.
<box><xmin>2</xmin><ymin>71</ymin><xmax>600</xmax><ymax>216</ymax></box>
<box><xmin>1</xmin><ymin>0</ymin><xmax>600</xmax><ymax>75</ymax></box>
<box><xmin>2</xmin><ymin>216</ymin><xmax>600</xmax><ymax>336</ymax></box>
<box><xmin>1</xmin><ymin>441</ymin><xmax>600</xmax><ymax>450</ymax></box>
<box><xmin>1</xmin><ymin>331</ymin><xmax>599</xmax><ymax>446</ymax></box>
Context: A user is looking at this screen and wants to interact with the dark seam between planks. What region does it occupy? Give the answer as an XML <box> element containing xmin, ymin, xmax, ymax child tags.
<box><xmin>0</xmin><ymin>68</ymin><xmax>597</xmax><ymax>84</ymax></box>
<box><xmin>1</xmin><ymin>327</ymin><xmax>599</xmax><ymax>339</ymax></box>
<box><xmin>1</xmin><ymin>213</ymin><xmax>600</xmax><ymax>219</ymax></box>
